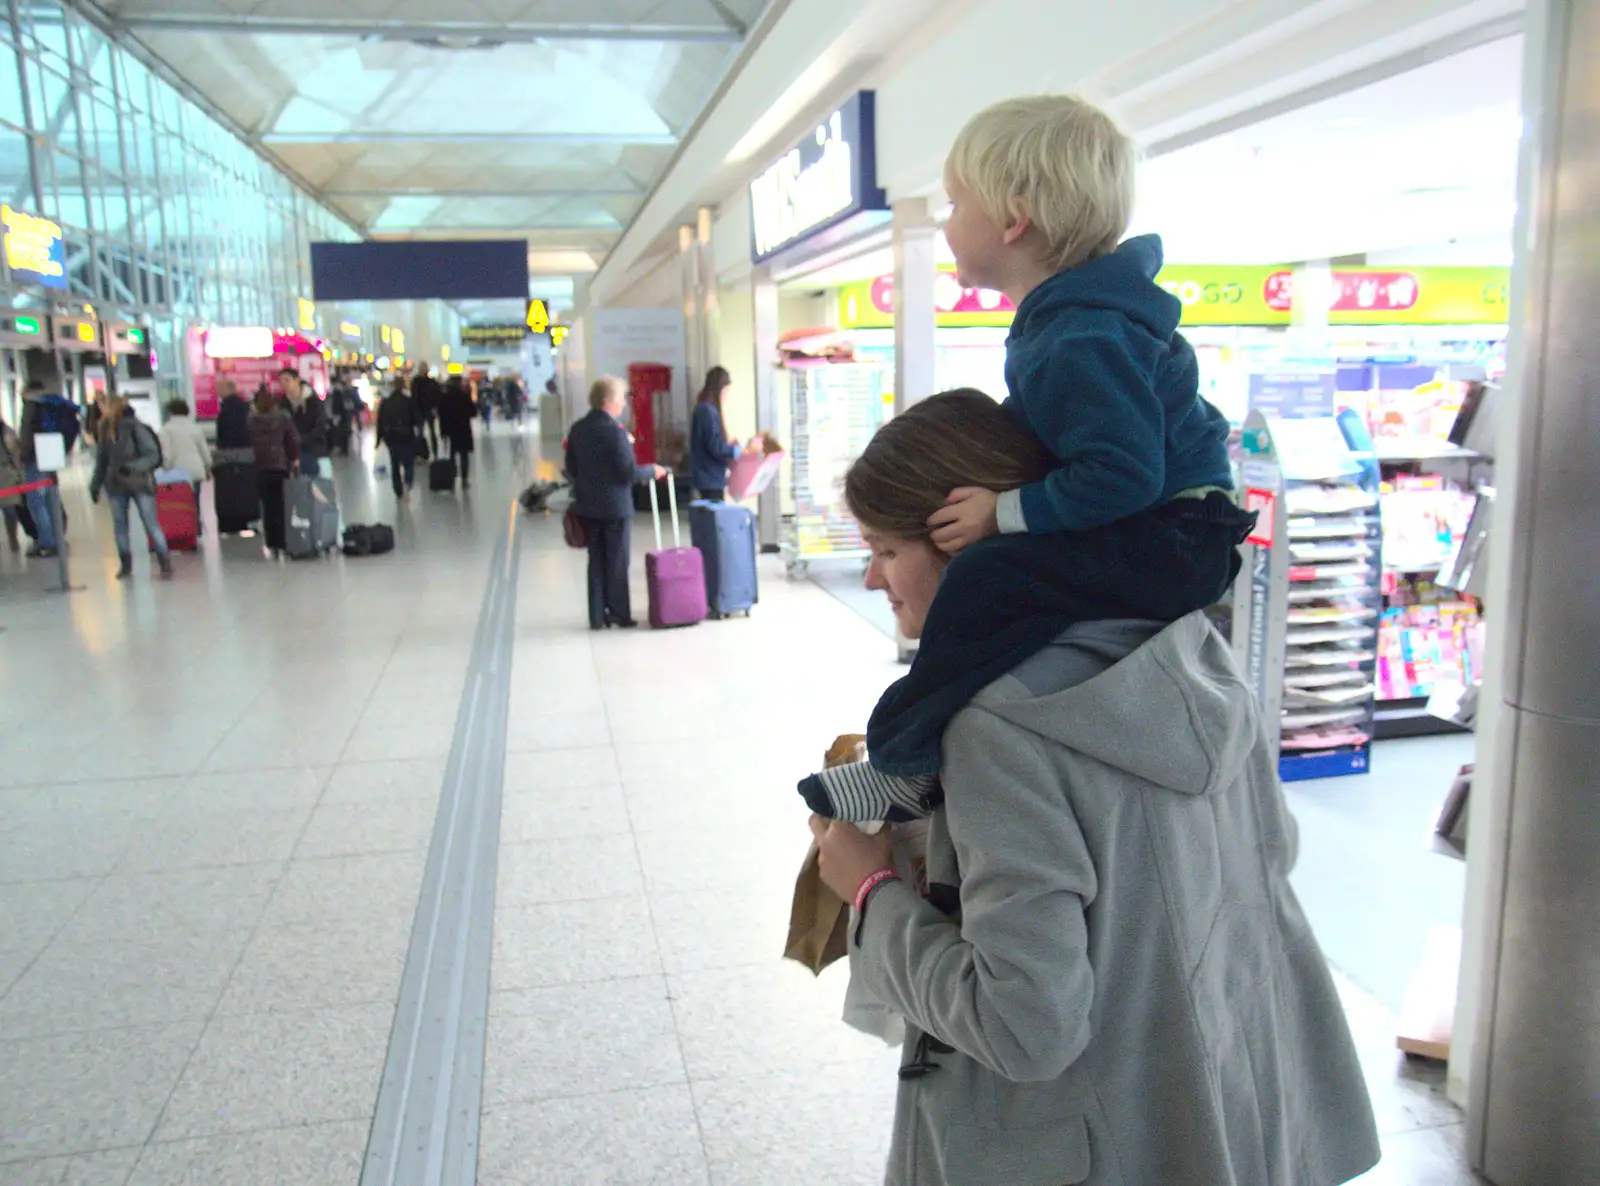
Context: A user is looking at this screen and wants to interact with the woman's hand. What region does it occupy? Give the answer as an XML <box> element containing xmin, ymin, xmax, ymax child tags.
<box><xmin>809</xmin><ymin>815</ymin><xmax>894</xmax><ymax>902</ymax></box>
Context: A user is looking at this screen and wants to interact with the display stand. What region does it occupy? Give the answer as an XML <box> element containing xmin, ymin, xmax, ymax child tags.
<box><xmin>1233</xmin><ymin>412</ymin><xmax>1381</xmax><ymax>782</ymax></box>
<box><xmin>780</xmin><ymin>362</ymin><xmax>890</xmax><ymax>577</ymax></box>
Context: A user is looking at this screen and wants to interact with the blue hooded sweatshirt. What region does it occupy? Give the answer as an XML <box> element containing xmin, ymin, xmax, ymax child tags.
<box><xmin>1000</xmin><ymin>234</ymin><xmax>1232</xmax><ymax>534</ymax></box>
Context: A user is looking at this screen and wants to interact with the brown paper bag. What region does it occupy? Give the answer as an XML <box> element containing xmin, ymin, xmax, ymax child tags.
<box><xmin>782</xmin><ymin>733</ymin><xmax>866</xmax><ymax>975</ymax></box>
<box><xmin>784</xmin><ymin>844</ymin><xmax>849</xmax><ymax>974</ymax></box>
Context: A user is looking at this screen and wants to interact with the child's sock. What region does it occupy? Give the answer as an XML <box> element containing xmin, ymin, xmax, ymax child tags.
<box><xmin>798</xmin><ymin>760</ymin><xmax>940</xmax><ymax>823</ymax></box>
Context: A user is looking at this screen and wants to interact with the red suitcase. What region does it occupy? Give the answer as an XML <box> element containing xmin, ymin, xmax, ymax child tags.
<box><xmin>646</xmin><ymin>478</ymin><xmax>707</xmax><ymax>629</ymax></box>
<box><xmin>155</xmin><ymin>480</ymin><xmax>199</xmax><ymax>552</ymax></box>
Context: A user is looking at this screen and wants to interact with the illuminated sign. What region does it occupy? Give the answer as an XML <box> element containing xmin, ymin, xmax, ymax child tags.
<box><xmin>441</xmin><ymin>344</ymin><xmax>451</xmax><ymax>361</ymax></box>
<box><xmin>525</xmin><ymin>300</ymin><xmax>549</xmax><ymax>334</ymax></box>
<box><xmin>461</xmin><ymin>323</ymin><xmax>526</xmax><ymax>349</ymax></box>
<box><xmin>462</xmin><ymin>323</ymin><xmax>526</xmax><ymax>348</ymax></box>
<box><xmin>340</xmin><ymin>321</ymin><xmax>361</xmax><ymax>339</ymax></box>
<box><xmin>391</xmin><ymin>329</ymin><xmax>405</xmax><ymax>355</ymax></box>
<box><xmin>837</xmin><ymin>263</ymin><xmax>1513</xmax><ymax>328</ymax></box>
<box><xmin>297</xmin><ymin>298</ymin><xmax>316</xmax><ymax>332</ymax></box>
<box><xmin>128</xmin><ymin>326</ymin><xmax>145</xmax><ymax>343</ymax></box>
<box><xmin>205</xmin><ymin>326</ymin><xmax>275</xmax><ymax>358</ymax></box>
<box><xmin>380</xmin><ymin>325</ymin><xmax>391</xmax><ymax>345</ymax></box>
<box><xmin>14</xmin><ymin>315</ymin><xmax>40</xmax><ymax>335</ymax></box>
<box><xmin>447</xmin><ymin>362</ymin><xmax>465</xmax><ymax>375</ymax></box>
<box><xmin>550</xmin><ymin>325</ymin><xmax>569</xmax><ymax>347</ymax></box>
<box><xmin>750</xmin><ymin>92</ymin><xmax>886</xmax><ymax>263</ymax></box>
<box><xmin>53</xmin><ymin>317</ymin><xmax>100</xmax><ymax>350</ymax></box>
<box><xmin>2</xmin><ymin>204</ymin><xmax>66</xmax><ymax>288</ymax></box>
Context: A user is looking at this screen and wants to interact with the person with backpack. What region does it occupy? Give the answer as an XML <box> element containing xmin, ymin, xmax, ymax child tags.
<box><xmin>90</xmin><ymin>396</ymin><xmax>172</xmax><ymax>580</ymax></box>
<box><xmin>17</xmin><ymin>378</ymin><xmax>80</xmax><ymax>559</ymax></box>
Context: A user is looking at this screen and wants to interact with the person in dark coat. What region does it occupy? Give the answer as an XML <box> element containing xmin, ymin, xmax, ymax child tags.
<box><xmin>281</xmin><ymin>368</ymin><xmax>328</xmax><ymax>477</ymax></box>
<box><xmin>214</xmin><ymin>379</ymin><xmax>252</xmax><ymax>450</ymax></box>
<box><xmin>376</xmin><ymin>378</ymin><xmax>423</xmax><ymax>498</ymax></box>
<box><xmin>438</xmin><ymin>374</ymin><xmax>477</xmax><ymax>490</ymax></box>
<box><xmin>566</xmin><ymin>375</ymin><xmax>667</xmax><ymax>630</ymax></box>
<box><xmin>412</xmin><ymin>362</ymin><xmax>443</xmax><ymax>455</ymax></box>
<box><xmin>248</xmin><ymin>384</ymin><xmax>300</xmax><ymax>558</ymax></box>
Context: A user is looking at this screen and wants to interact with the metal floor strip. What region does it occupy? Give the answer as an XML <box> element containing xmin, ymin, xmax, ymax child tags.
<box><xmin>363</xmin><ymin>507</ymin><xmax>522</xmax><ymax>1185</ymax></box>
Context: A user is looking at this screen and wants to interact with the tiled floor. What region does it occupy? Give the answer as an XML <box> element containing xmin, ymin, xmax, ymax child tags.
<box><xmin>0</xmin><ymin>427</ymin><xmax>1485</xmax><ymax>1183</ymax></box>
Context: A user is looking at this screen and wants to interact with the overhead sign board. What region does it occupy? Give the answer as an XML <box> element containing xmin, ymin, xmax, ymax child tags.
<box><xmin>339</xmin><ymin>320</ymin><xmax>361</xmax><ymax>340</ymax></box>
<box><xmin>525</xmin><ymin>299</ymin><xmax>550</xmax><ymax>334</ymax></box>
<box><xmin>461</xmin><ymin>323</ymin><xmax>527</xmax><ymax>350</ymax></box>
<box><xmin>750</xmin><ymin>92</ymin><xmax>887</xmax><ymax>263</ymax></box>
<box><xmin>104</xmin><ymin>322</ymin><xmax>148</xmax><ymax>354</ymax></box>
<box><xmin>297</xmin><ymin>297</ymin><xmax>316</xmax><ymax>332</ymax></box>
<box><xmin>2</xmin><ymin>204</ymin><xmax>66</xmax><ymax>289</ymax></box>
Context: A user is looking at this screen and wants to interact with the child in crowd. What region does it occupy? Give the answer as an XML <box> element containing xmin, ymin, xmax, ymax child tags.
<box><xmin>801</xmin><ymin>94</ymin><xmax>1253</xmax><ymax>824</ymax></box>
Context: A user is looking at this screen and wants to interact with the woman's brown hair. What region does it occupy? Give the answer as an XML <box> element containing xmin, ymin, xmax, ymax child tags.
<box><xmin>845</xmin><ymin>388</ymin><xmax>1052</xmax><ymax>539</ymax></box>
<box><xmin>252</xmin><ymin>384</ymin><xmax>277</xmax><ymax>413</ymax></box>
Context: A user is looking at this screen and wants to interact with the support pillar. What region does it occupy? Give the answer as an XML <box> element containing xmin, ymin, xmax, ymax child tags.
<box><xmin>892</xmin><ymin>197</ymin><xmax>938</xmax><ymax>412</ymax></box>
<box><xmin>1460</xmin><ymin>3</ymin><xmax>1600</xmax><ymax>1183</ymax></box>
<box><xmin>752</xmin><ymin>267</ymin><xmax>780</xmax><ymax>550</ymax></box>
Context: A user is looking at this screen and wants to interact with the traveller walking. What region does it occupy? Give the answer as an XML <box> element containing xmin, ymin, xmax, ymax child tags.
<box><xmin>248</xmin><ymin>384</ymin><xmax>300</xmax><ymax>558</ymax></box>
<box><xmin>566</xmin><ymin>375</ymin><xmax>667</xmax><ymax>630</ymax></box>
<box><xmin>376</xmin><ymin>377</ymin><xmax>423</xmax><ymax>499</ymax></box>
<box><xmin>90</xmin><ymin>397</ymin><xmax>173</xmax><ymax>580</ymax></box>
<box><xmin>159</xmin><ymin>399</ymin><xmax>212</xmax><ymax>533</ymax></box>
<box><xmin>438</xmin><ymin>374</ymin><xmax>476</xmax><ymax>490</ymax></box>
<box><xmin>412</xmin><ymin>362</ymin><xmax>443</xmax><ymax>455</ymax></box>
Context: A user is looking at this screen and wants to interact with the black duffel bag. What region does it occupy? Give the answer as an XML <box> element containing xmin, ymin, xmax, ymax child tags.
<box><xmin>343</xmin><ymin>523</ymin><xmax>395</xmax><ymax>557</ymax></box>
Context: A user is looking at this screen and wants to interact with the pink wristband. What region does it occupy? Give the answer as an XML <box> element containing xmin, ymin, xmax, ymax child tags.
<box><xmin>854</xmin><ymin>867</ymin><xmax>899</xmax><ymax>913</ymax></box>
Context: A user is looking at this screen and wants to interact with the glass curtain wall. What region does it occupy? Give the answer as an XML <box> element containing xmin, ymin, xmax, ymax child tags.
<box><xmin>0</xmin><ymin>1</ymin><xmax>356</xmax><ymax>397</ymax></box>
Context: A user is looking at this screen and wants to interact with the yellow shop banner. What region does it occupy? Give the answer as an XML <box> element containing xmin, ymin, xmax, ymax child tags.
<box><xmin>837</xmin><ymin>264</ymin><xmax>1510</xmax><ymax>329</ymax></box>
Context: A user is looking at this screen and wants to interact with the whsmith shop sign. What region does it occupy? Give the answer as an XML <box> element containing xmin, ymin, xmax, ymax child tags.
<box><xmin>750</xmin><ymin>92</ymin><xmax>888</xmax><ymax>263</ymax></box>
<box><xmin>838</xmin><ymin>263</ymin><xmax>1512</xmax><ymax>329</ymax></box>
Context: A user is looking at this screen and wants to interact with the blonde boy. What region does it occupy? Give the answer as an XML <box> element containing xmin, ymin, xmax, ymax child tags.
<box><xmin>800</xmin><ymin>96</ymin><xmax>1254</xmax><ymax>829</ymax></box>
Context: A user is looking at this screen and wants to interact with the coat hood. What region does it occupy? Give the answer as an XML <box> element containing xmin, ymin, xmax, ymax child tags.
<box><xmin>1010</xmin><ymin>234</ymin><xmax>1180</xmax><ymax>342</ymax></box>
<box><xmin>973</xmin><ymin>613</ymin><xmax>1259</xmax><ymax>798</ymax></box>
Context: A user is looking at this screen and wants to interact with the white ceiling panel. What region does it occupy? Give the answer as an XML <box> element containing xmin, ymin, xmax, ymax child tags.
<box><xmin>86</xmin><ymin>0</ymin><xmax>762</xmax><ymax>258</ymax></box>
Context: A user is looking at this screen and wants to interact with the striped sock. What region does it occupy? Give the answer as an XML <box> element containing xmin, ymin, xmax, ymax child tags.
<box><xmin>808</xmin><ymin>760</ymin><xmax>939</xmax><ymax>822</ymax></box>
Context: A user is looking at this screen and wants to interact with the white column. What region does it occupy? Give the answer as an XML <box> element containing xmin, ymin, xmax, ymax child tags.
<box><xmin>892</xmin><ymin>197</ymin><xmax>938</xmax><ymax>413</ymax></box>
<box><xmin>679</xmin><ymin>224</ymin><xmax>703</xmax><ymax>431</ymax></box>
<box><xmin>752</xmin><ymin>267</ymin><xmax>780</xmax><ymax>550</ymax></box>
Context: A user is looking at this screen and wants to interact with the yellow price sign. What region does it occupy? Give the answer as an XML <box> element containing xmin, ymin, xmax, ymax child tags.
<box><xmin>526</xmin><ymin>299</ymin><xmax>549</xmax><ymax>334</ymax></box>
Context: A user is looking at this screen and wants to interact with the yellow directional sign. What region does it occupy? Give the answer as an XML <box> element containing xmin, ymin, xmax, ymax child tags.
<box><xmin>525</xmin><ymin>299</ymin><xmax>549</xmax><ymax>334</ymax></box>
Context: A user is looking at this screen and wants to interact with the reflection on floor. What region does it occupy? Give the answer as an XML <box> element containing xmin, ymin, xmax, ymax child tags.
<box><xmin>0</xmin><ymin>428</ymin><xmax>1484</xmax><ymax>1183</ymax></box>
<box><xmin>1286</xmin><ymin>733</ymin><xmax>1474</xmax><ymax>1014</ymax></box>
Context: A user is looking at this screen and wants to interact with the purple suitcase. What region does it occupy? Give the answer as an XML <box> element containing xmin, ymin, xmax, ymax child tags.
<box><xmin>646</xmin><ymin>478</ymin><xmax>708</xmax><ymax>629</ymax></box>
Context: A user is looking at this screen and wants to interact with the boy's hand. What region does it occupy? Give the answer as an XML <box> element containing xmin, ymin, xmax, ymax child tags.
<box><xmin>928</xmin><ymin>487</ymin><xmax>999</xmax><ymax>554</ymax></box>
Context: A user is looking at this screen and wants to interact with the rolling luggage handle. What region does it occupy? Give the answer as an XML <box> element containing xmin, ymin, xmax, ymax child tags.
<box><xmin>648</xmin><ymin>475</ymin><xmax>681</xmax><ymax>551</ymax></box>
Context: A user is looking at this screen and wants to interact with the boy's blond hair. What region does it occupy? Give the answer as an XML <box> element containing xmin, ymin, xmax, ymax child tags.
<box><xmin>947</xmin><ymin>95</ymin><xmax>1135</xmax><ymax>273</ymax></box>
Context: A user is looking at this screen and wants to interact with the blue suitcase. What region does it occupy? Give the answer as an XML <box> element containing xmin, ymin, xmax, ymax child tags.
<box><xmin>689</xmin><ymin>500</ymin><xmax>758</xmax><ymax>618</ymax></box>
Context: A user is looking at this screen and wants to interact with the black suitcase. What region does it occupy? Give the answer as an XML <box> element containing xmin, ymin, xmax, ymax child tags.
<box><xmin>283</xmin><ymin>475</ymin><xmax>339</xmax><ymax>559</ymax></box>
<box><xmin>429</xmin><ymin>457</ymin><xmax>456</xmax><ymax>491</ymax></box>
<box><xmin>213</xmin><ymin>461</ymin><xmax>259</xmax><ymax>533</ymax></box>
